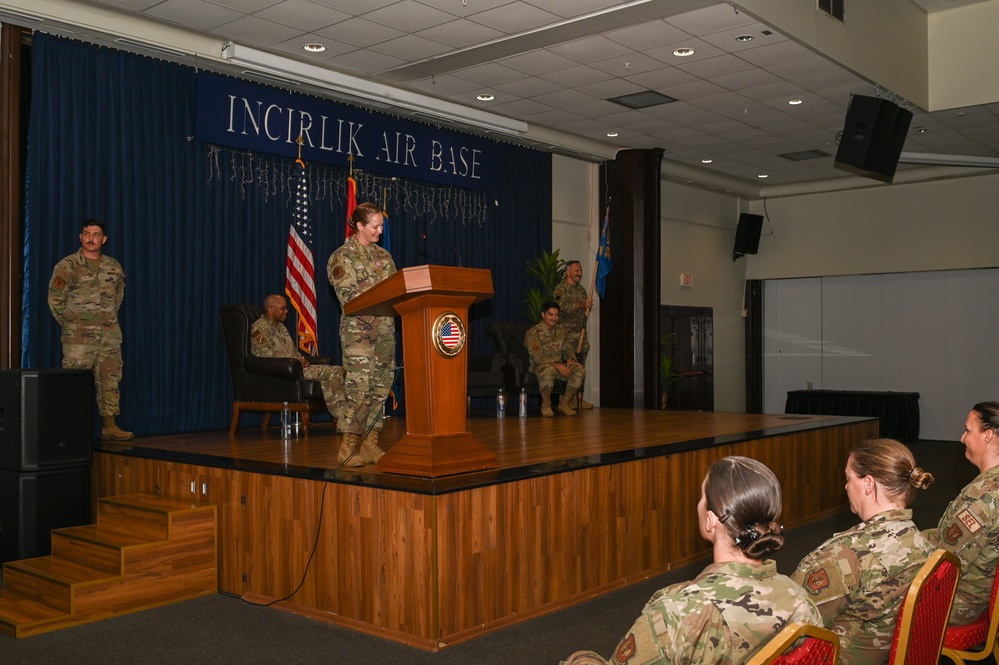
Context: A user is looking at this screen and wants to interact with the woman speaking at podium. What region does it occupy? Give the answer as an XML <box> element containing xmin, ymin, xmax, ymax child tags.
<box><xmin>327</xmin><ymin>202</ymin><xmax>396</xmax><ymax>467</ymax></box>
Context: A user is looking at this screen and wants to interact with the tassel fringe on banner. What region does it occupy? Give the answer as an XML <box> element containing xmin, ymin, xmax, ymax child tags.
<box><xmin>206</xmin><ymin>145</ymin><xmax>491</xmax><ymax>227</ymax></box>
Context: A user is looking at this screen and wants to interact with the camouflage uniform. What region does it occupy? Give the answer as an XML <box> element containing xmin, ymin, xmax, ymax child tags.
<box><xmin>47</xmin><ymin>249</ymin><xmax>125</xmax><ymax>417</ymax></box>
<box><xmin>525</xmin><ymin>320</ymin><xmax>585</xmax><ymax>394</ymax></box>
<box><xmin>924</xmin><ymin>464</ymin><xmax>999</xmax><ymax>625</ymax></box>
<box><xmin>562</xmin><ymin>560</ymin><xmax>822</xmax><ymax>665</ymax></box>
<box><xmin>553</xmin><ymin>277</ymin><xmax>590</xmax><ymax>363</ymax></box>
<box><xmin>792</xmin><ymin>509</ymin><xmax>934</xmax><ymax>665</ymax></box>
<box><xmin>249</xmin><ymin>317</ymin><xmax>345</xmax><ymax>419</ymax></box>
<box><xmin>327</xmin><ymin>235</ymin><xmax>396</xmax><ymax>436</ymax></box>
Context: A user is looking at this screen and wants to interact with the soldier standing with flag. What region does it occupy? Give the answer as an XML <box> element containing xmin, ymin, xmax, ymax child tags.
<box><xmin>48</xmin><ymin>219</ymin><xmax>133</xmax><ymax>441</ymax></box>
<box><xmin>327</xmin><ymin>202</ymin><xmax>396</xmax><ymax>467</ymax></box>
<box><xmin>553</xmin><ymin>260</ymin><xmax>593</xmax><ymax>409</ymax></box>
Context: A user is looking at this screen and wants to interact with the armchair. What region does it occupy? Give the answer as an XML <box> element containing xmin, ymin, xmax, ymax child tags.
<box><xmin>220</xmin><ymin>303</ymin><xmax>327</xmax><ymax>437</ymax></box>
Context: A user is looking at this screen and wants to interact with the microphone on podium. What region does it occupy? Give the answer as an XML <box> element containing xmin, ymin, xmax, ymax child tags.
<box><xmin>422</xmin><ymin>234</ymin><xmax>462</xmax><ymax>267</ymax></box>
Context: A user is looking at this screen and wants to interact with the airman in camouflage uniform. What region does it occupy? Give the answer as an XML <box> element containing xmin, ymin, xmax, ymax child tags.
<box><xmin>525</xmin><ymin>301</ymin><xmax>585</xmax><ymax>417</ymax></box>
<box><xmin>925</xmin><ymin>466</ymin><xmax>999</xmax><ymax>624</ymax></box>
<box><xmin>328</xmin><ymin>203</ymin><xmax>396</xmax><ymax>466</ymax></box>
<box><xmin>553</xmin><ymin>260</ymin><xmax>593</xmax><ymax>409</ymax></box>
<box><xmin>47</xmin><ymin>219</ymin><xmax>132</xmax><ymax>441</ymax></box>
<box><xmin>250</xmin><ymin>294</ymin><xmax>345</xmax><ymax>420</ymax></box>
<box><xmin>792</xmin><ymin>509</ymin><xmax>934</xmax><ymax>664</ymax></box>
<box><xmin>923</xmin><ymin>402</ymin><xmax>999</xmax><ymax>625</ymax></box>
<box><xmin>563</xmin><ymin>560</ymin><xmax>822</xmax><ymax>665</ymax></box>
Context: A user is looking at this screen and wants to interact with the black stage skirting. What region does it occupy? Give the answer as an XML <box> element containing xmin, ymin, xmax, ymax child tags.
<box><xmin>785</xmin><ymin>389</ymin><xmax>920</xmax><ymax>441</ymax></box>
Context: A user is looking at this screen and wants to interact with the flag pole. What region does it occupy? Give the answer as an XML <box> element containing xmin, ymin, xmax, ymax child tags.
<box><xmin>576</xmin><ymin>205</ymin><xmax>607</xmax><ymax>354</ymax></box>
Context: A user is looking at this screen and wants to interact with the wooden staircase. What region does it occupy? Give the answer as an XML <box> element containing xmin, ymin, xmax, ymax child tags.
<box><xmin>0</xmin><ymin>493</ymin><xmax>218</xmax><ymax>638</ymax></box>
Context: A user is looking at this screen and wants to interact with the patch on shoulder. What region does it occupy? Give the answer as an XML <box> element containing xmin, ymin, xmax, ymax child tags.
<box><xmin>332</xmin><ymin>264</ymin><xmax>346</xmax><ymax>281</ymax></box>
<box><xmin>805</xmin><ymin>569</ymin><xmax>830</xmax><ymax>594</ymax></box>
<box><xmin>615</xmin><ymin>633</ymin><xmax>637</xmax><ymax>663</ymax></box>
<box><xmin>944</xmin><ymin>522</ymin><xmax>964</xmax><ymax>545</ymax></box>
<box><xmin>957</xmin><ymin>508</ymin><xmax>983</xmax><ymax>534</ymax></box>
<box><xmin>51</xmin><ymin>276</ymin><xmax>66</xmax><ymax>289</ymax></box>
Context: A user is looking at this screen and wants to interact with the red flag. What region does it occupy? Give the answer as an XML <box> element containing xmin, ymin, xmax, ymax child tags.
<box><xmin>345</xmin><ymin>175</ymin><xmax>357</xmax><ymax>238</ymax></box>
<box><xmin>286</xmin><ymin>162</ymin><xmax>318</xmax><ymax>355</ymax></box>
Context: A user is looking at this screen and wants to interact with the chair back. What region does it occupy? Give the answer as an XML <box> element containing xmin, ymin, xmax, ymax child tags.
<box><xmin>941</xmin><ymin>562</ymin><xmax>999</xmax><ymax>662</ymax></box>
<box><xmin>746</xmin><ymin>623</ymin><xmax>839</xmax><ymax>665</ymax></box>
<box><xmin>220</xmin><ymin>304</ymin><xmax>265</xmax><ymax>399</ymax></box>
<box><xmin>889</xmin><ymin>549</ymin><xmax>961</xmax><ymax>665</ymax></box>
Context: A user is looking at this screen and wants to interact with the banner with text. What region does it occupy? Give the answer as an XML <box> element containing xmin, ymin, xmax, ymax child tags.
<box><xmin>195</xmin><ymin>71</ymin><xmax>500</xmax><ymax>192</ymax></box>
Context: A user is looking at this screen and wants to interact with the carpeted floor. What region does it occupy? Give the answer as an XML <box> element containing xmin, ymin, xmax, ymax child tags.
<box><xmin>0</xmin><ymin>439</ymin><xmax>984</xmax><ymax>664</ymax></box>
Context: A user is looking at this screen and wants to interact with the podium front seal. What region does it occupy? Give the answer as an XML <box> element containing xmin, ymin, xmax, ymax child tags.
<box><xmin>432</xmin><ymin>312</ymin><xmax>466</xmax><ymax>358</ymax></box>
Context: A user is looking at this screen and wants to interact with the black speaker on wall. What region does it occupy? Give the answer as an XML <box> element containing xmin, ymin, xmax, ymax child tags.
<box><xmin>0</xmin><ymin>466</ymin><xmax>92</xmax><ymax>562</ymax></box>
<box><xmin>733</xmin><ymin>213</ymin><xmax>764</xmax><ymax>261</ymax></box>
<box><xmin>834</xmin><ymin>94</ymin><xmax>912</xmax><ymax>183</ymax></box>
<box><xmin>0</xmin><ymin>369</ymin><xmax>94</xmax><ymax>472</ymax></box>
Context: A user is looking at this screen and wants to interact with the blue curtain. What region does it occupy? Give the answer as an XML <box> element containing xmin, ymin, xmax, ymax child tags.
<box><xmin>24</xmin><ymin>34</ymin><xmax>551</xmax><ymax>436</ymax></box>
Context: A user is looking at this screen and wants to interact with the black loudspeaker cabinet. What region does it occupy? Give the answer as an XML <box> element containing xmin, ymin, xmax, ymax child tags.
<box><xmin>0</xmin><ymin>368</ymin><xmax>94</xmax><ymax>471</ymax></box>
<box><xmin>0</xmin><ymin>465</ymin><xmax>92</xmax><ymax>562</ymax></box>
<box><xmin>834</xmin><ymin>94</ymin><xmax>912</xmax><ymax>183</ymax></box>
<box><xmin>733</xmin><ymin>213</ymin><xmax>764</xmax><ymax>261</ymax></box>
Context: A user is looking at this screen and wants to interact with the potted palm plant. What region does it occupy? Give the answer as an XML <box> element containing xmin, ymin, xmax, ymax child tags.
<box><xmin>523</xmin><ymin>249</ymin><xmax>566</xmax><ymax>322</ymax></box>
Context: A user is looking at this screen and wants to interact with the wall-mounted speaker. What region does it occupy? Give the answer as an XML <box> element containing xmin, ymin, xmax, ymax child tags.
<box><xmin>834</xmin><ymin>95</ymin><xmax>912</xmax><ymax>183</ymax></box>
<box><xmin>0</xmin><ymin>369</ymin><xmax>94</xmax><ymax>472</ymax></box>
<box><xmin>733</xmin><ymin>213</ymin><xmax>764</xmax><ymax>261</ymax></box>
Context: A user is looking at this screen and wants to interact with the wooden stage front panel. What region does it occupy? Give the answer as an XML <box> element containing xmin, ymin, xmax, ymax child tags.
<box><xmin>90</xmin><ymin>410</ymin><xmax>877</xmax><ymax>650</ymax></box>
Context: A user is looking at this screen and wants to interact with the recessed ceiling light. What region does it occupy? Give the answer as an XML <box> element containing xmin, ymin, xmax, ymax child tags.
<box><xmin>476</xmin><ymin>93</ymin><xmax>495</xmax><ymax>101</ymax></box>
<box><xmin>701</xmin><ymin>159</ymin><xmax>713</xmax><ymax>164</ymax></box>
<box><xmin>915</xmin><ymin>127</ymin><xmax>929</xmax><ymax>133</ymax></box>
<box><xmin>673</xmin><ymin>47</ymin><xmax>695</xmax><ymax>57</ymax></box>
<box><xmin>757</xmin><ymin>174</ymin><xmax>768</xmax><ymax>178</ymax></box>
<box><xmin>606</xmin><ymin>131</ymin><xmax>619</xmax><ymax>138</ymax></box>
<box><xmin>735</xmin><ymin>35</ymin><xmax>754</xmax><ymax>42</ymax></box>
<box><xmin>303</xmin><ymin>43</ymin><xmax>326</xmax><ymax>53</ymax></box>
<box><xmin>788</xmin><ymin>99</ymin><xmax>803</xmax><ymax>105</ymax></box>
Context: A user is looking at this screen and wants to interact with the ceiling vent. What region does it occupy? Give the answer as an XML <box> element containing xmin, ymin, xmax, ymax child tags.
<box><xmin>818</xmin><ymin>0</ymin><xmax>845</xmax><ymax>22</ymax></box>
<box><xmin>608</xmin><ymin>91</ymin><xmax>677</xmax><ymax>109</ymax></box>
<box><xmin>779</xmin><ymin>149</ymin><xmax>831</xmax><ymax>162</ymax></box>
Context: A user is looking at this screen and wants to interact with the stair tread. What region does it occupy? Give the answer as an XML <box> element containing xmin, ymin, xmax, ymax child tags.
<box><xmin>101</xmin><ymin>493</ymin><xmax>212</xmax><ymax>514</ymax></box>
<box><xmin>56</xmin><ymin>522</ymin><xmax>163</xmax><ymax>547</ymax></box>
<box><xmin>0</xmin><ymin>589</ymin><xmax>69</xmax><ymax>622</ymax></box>
<box><xmin>7</xmin><ymin>556</ymin><xmax>118</xmax><ymax>584</ymax></box>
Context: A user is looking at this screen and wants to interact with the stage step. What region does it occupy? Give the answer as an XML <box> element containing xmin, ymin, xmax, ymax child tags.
<box><xmin>0</xmin><ymin>493</ymin><xmax>217</xmax><ymax>638</ymax></box>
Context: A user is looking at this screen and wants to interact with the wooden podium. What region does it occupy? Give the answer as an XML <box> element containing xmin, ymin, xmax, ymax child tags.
<box><xmin>344</xmin><ymin>265</ymin><xmax>499</xmax><ymax>476</ymax></box>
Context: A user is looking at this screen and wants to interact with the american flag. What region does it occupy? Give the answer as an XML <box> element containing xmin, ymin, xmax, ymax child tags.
<box><xmin>440</xmin><ymin>321</ymin><xmax>460</xmax><ymax>349</ymax></box>
<box><xmin>286</xmin><ymin>163</ymin><xmax>318</xmax><ymax>355</ymax></box>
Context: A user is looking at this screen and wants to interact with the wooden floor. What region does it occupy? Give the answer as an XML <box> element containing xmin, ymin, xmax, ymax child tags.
<box><xmin>98</xmin><ymin>409</ymin><xmax>850</xmax><ymax>488</ymax></box>
<box><xmin>91</xmin><ymin>408</ymin><xmax>877</xmax><ymax>650</ymax></box>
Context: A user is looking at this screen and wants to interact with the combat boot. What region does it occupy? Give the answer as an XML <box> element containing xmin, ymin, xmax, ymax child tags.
<box><xmin>337</xmin><ymin>432</ymin><xmax>365</xmax><ymax>467</ymax></box>
<box><xmin>359</xmin><ymin>429</ymin><xmax>386</xmax><ymax>464</ymax></box>
<box><xmin>101</xmin><ymin>416</ymin><xmax>134</xmax><ymax>441</ymax></box>
<box><xmin>558</xmin><ymin>390</ymin><xmax>578</xmax><ymax>416</ymax></box>
<box><xmin>541</xmin><ymin>394</ymin><xmax>554</xmax><ymax>417</ymax></box>
<box><xmin>580</xmin><ymin>397</ymin><xmax>594</xmax><ymax>410</ymax></box>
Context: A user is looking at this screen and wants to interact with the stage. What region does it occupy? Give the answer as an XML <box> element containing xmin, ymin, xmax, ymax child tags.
<box><xmin>90</xmin><ymin>409</ymin><xmax>878</xmax><ymax>650</ymax></box>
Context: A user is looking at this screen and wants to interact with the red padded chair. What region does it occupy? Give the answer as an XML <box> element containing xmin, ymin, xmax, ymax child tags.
<box><xmin>941</xmin><ymin>565</ymin><xmax>999</xmax><ymax>664</ymax></box>
<box><xmin>889</xmin><ymin>549</ymin><xmax>961</xmax><ymax>665</ymax></box>
<box><xmin>746</xmin><ymin>623</ymin><xmax>840</xmax><ymax>665</ymax></box>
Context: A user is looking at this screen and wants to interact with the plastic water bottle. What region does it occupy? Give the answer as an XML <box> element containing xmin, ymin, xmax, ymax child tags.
<box><xmin>496</xmin><ymin>388</ymin><xmax>506</xmax><ymax>418</ymax></box>
<box><xmin>519</xmin><ymin>387</ymin><xmax>527</xmax><ymax>418</ymax></box>
<box><xmin>281</xmin><ymin>402</ymin><xmax>291</xmax><ymax>439</ymax></box>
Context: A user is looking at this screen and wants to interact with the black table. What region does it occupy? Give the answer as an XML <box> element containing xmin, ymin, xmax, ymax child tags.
<box><xmin>785</xmin><ymin>389</ymin><xmax>920</xmax><ymax>441</ymax></box>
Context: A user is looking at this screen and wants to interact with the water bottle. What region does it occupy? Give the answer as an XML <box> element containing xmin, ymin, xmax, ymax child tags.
<box><xmin>281</xmin><ymin>401</ymin><xmax>291</xmax><ymax>439</ymax></box>
<box><xmin>496</xmin><ymin>388</ymin><xmax>506</xmax><ymax>418</ymax></box>
<box><xmin>519</xmin><ymin>387</ymin><xmax>527</xmax><ymax>418</ymax></box>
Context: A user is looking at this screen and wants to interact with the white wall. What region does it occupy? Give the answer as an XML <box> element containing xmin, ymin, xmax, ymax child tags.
<box><xmin>552</xmin><ymin>155</ymin><xmax>601</xmax><ymax>405</ymax></box>
<box><xmin>660</xmin><ymin>182</ymin><xmax>748</xmax><ymax>412</ymax></box>
<box><xmin>764</xmin><ymin>269</ymin><xmax>999</xmax><ymax>440</ymax></box>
